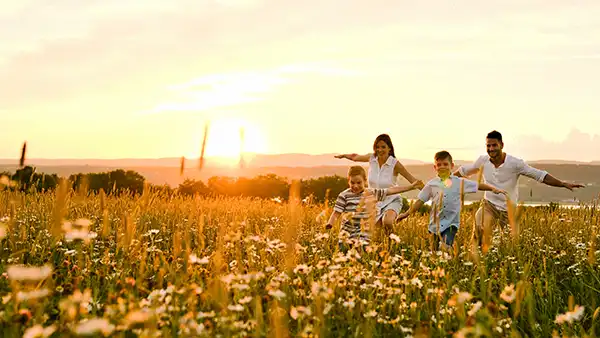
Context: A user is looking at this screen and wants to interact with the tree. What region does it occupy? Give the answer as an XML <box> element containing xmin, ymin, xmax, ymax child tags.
<box><xmin>69</xmin><ymin>169</ymin><xmax>146</xmax><ymax>195</ymax></box>
<box><xmin>178</xmin><ymin>179</ymin><xmax>210</xmax><ymax>196</ymax></box>
<box><xmin>11</xmin><ymin>166</ymin><xmax>58</xmax><ymax>192</ymax></box>
<box><xmin>300</xmin><ymin>175</ymin><xmax>348</xmax><ymax>204</ymax></box>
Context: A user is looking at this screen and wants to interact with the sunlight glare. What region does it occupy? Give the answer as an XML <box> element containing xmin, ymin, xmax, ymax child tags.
<box><xmin>190</xmin><ymin>118</ymin><xmax>267</xmax><ymax>166</ymax></box>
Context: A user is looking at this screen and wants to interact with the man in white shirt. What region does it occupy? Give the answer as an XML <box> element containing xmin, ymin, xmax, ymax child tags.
<box><xmin>454</xmin><ymin>130</ymin><xmax>584</xmax><ymax>249</ymax></box>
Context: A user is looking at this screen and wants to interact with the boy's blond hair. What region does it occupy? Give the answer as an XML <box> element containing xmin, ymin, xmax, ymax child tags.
<box><xmin>347</xmin><ymin>166</ymin><xmax>367</xmax><ymax>179</ymax></box>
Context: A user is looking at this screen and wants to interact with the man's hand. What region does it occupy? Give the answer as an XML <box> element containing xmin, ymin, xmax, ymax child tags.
<box><xmin>563</xmin><ymin>182</ymin><xmax>585</xmax><ymax>191</ymax></box>
<box><xmin>492</xmin><ymin>187</ymin><xmax>507</xmax><ymax>195</ymax></box>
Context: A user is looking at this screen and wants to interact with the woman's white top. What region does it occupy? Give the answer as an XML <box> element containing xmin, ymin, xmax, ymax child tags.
<box><xmin>368</xmin><ymin>154</ymin><xmax>403</xmax><ymax>213</ymax></box>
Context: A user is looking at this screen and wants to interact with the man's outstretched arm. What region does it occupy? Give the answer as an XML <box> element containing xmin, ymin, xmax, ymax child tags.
<box><xmin>517</xmin><ymin>159</ymin><xmax>584</xmax><ymax>191</ymax></box>
<box><xmin>542</xmin><ymin>174</ymin><xmax>585</xmax><ymax>191</ymax></box>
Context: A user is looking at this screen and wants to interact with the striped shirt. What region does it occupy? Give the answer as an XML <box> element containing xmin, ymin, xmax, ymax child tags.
<box><xmin>334</xmin><ymin>188</ymin><xmax>387</xmax><ymax>244</ymax></box>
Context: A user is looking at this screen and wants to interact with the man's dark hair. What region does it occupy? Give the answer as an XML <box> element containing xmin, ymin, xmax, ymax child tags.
<box><xmin>434</xmin><ymin>150</ymin><xmax>452</xmax><ymax>163</ymax></box>
<box><xmin>487</xmin><ymin>130</ymin><xmax>503</xmax><ymax>143</ymax></box>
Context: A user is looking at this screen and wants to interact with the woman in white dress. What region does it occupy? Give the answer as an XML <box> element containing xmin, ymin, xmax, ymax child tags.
<box><xmin>335</xmin><ymin>134</ymin><xmax>424</xmax><ymax>238</ymax></box>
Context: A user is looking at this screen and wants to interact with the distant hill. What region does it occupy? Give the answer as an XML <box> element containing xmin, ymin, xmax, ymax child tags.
<box><xmin>1</xmin><ymin>160</ymin><xmax>599</xmax><ymax>204</ymax></box>
<box><xmin>2</xmin><ymin>153</ymin><xmax>598</xmax><ymax>169</ymax></box>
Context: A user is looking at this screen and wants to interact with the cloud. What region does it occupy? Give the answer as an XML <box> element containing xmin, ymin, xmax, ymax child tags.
<box><xmin>144</xmin><ymin>61</ymin><xmax>360</xmax><ymax>114</ymax></box>
<box><xmin>513</xmin><ymin>129</ymin><xmax>600</xmax><ymax>162</ymax></box>
<box><xmin>2</xmin><ymin>0</ymin><xmax>600</xmax><ymax>113</ymax></box>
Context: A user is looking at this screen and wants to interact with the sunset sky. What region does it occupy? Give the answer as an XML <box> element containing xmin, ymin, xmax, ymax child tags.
<box><xmin>2</xmin><ymin>0</ymin><xmax>600</xmax><ymax>162</ymax></box>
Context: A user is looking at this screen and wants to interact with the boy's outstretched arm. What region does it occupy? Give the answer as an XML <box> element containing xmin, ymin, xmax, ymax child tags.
<box><xmin>334</xmin><ymin>153</ymin><xmax>371</xmax><ymax>162</ymax></box>
<box><xmin>478</xmin><ymin>182</ymin><xmax>507</xmax><ymax>195</ymax></box>
<box><xmin>385</xmin><ymin>180</ymin><xmax>422</xmax><ymax>196</ymax></box>
<box><xmin>325</xmin><ymin>211</ymin><xmax>342</xmax><ymax>229</ymax></box>
<box><xmin>397</xmin><ymin>199</ymin><xmax>425</xmax><ymax>221</ymax></box>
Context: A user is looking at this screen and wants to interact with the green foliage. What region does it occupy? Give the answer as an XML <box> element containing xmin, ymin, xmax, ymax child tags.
<box><xmin>10</xmin><ymin>166</ymin><xmax>59</xmax><ymax>192</ymax></box>
<box><xmin>69</xmin><ymin>169</ymin><xmax>146</xmax><ymax>195</ymax></box>
<box><xmin>178</xmin><ymin>178</ymin><xmax>210</xmax><ymax>196</ymax></box>
<box><xmin>300</xmin><ymin>175</ymin><xmax>348</xmax><ymax>204</ymax></box>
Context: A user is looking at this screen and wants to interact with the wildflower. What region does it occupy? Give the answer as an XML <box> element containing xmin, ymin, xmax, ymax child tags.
<box><xmin>74</xmin><ymin>318</ymin><xmax>115</xmax><ymax>336</ymax></box>
<box><xmin>238</xmin><ymin>296</ymin><xmax>253</xmax><ymax>304</ymax></box>
<box><xmin>22</xmin><ymin>325</ymin><xmax>56</xmax><ymax>338</ymax></box>
<box><xmin>64</xmin><ymin>229</ymin><xmax>97</xmax><ymax>244</ymax></box>
<box><xmin>315</xmin><ymin>233</ymin><xmax>330</xmax><ymax>241</ymax></box>
<box><xmin>189</xmin><ymin>254</ymin><xmax>210</xmax><ymax>265</ymax></box>
<box><xmin>316</xmin><ymin>260</ymin><xmax>329</xmax><ymax>270</ymax></box>
<box><xmin>500</xmin><ymin>284</ymin><xmax>516</xmax><ymax>303</ymax></box>
<box><xmin>197</xmin><ymin>311</ymin><xmax>216</xmax><ymax>319</ymax></box>
<box><xmin>448</xmin><ymin>292</ymin><xmax>472</xmax><ymax>307</ymax></box>
<box><xmin>125</xmin><ymin>310</ymin><xmax>152</xmax><ymax>326</ymax></box>
<box><xmin>228</xmin><ymin>304</ymin><xmax>245</xmax><ymax>312</ymax></box>
<box><xmin>468</xmin><ymin>301</ymin><xmax>483</xmax><ymax>317</ymax></box>
<box><xmin>342</xmin><ymin>299</ymin><xmax>356</xmax><ymax>309</ymax></box>
<box><xmin>231</xmin><ymin>283</ymin><xmax>250</xmax><ymax>291</ymax></box>
<box><xmin>555</xmin><ymin>305</ymin><xmax>585</xmax><ymax>324</ymax></box>
<box><xmin>16</xmin><ymin>288</ymin><xmax>51</xmax><ymax>302</ymax></box>
<box><xmin>268</xmin><ymin>289</ymin><xmax>286</xmax><ymax>300</ymax></box>
<box><xmin>410</xmin><ymin>277</ymin><xmax>423</xmax><ymax>289</ymax></box>
<box><xmin>290</xmin><ymin>306</ymin><xmax>312</xmax><ymax>320</ymax></box>
<box><xmin>364</xmin><ymin>310</ymin><xmax>378</xmax><ymax>318</ymax></box>
<box><xmin>293</xmin><ymin>264</ymin><xmax>312</xmax><ymax>275</ymax></box>
<box><xmin>389</xmin><ymin>233</ymin><xmax>401</xmax><ymax>244</ymax></box>
<box><xmin>311</xmin><ymin>282</ymin><xmax>334</xmax><ymax>300</ymax></box>
<box><xmin>7</xmin><ymin>265</ymin><xmax>53</xmax><ymax>282</ymax></box>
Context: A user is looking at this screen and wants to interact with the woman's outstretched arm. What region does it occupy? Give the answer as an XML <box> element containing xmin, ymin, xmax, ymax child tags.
<box><xmin>394</xmin><ymin>161</ymin><xmax>424</xmax><ymax>189</ymax></box>
<box><xmin>334</xmin><ymin>153</ymin><xmax>371</xmax><ymax>162</ymax></box>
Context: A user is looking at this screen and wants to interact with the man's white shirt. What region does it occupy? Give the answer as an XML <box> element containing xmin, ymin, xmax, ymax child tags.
<box><xmin>457</xmin><ymin>154</ymin><xmax>548</xmax><ymax>211</ymax></box>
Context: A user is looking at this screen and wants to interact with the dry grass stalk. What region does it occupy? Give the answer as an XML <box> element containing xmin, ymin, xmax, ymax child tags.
<box><xmin>19</xmin><ymin>142</ymin><xmax>27</xmax><ymax>168</ymax></box>
<box><xmin>199</xmin><ymin>122</ymin><xmax>209</xmax><ymax>170</ymax></box>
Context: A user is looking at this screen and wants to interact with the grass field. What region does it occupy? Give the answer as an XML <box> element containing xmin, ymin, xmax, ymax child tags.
<box><xmin>0</xmin><ymin>188</ymin><xmax>599</xmax><ymax>337</ymax></box>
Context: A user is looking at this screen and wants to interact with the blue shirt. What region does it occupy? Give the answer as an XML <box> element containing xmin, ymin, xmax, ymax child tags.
<box><xmin>417</xmin><ymin>175</ymin><xmax>479</xmax><ymax>234</ymax></box>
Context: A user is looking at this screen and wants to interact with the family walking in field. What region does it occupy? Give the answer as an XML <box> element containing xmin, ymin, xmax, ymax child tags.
<box><xmin>329</xmin><ymin>130</ymin><xmax>585</xmax><ymax>253</ymax></box>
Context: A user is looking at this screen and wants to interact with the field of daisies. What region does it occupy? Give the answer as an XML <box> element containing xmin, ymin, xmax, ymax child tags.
<box><xmin>0</xmin><ymin>189</ymin><xmax>599</xmax><ymax>337</ymax></box>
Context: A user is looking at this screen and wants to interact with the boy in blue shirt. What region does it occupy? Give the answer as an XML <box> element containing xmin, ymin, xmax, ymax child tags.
<box><xmin>398</xmin><ymin>151</ymin><xmax>506</xmax><ymax>251</ymax></box>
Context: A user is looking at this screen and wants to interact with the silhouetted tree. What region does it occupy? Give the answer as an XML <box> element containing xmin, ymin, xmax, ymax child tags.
<box><xmin>69</xmin><ymin>169</ymin><xmax>145</xmax><ymax>195</ymax></box>
<box><xmin>10</xmin><ymin>166</ymin><xmax>59</xmax><ymax>192</ymax></box>
<box><xmin>300</xmin><ymin>175</ymin><xmax>347</xmax><ymax>204</ymax></box>
<box><xmin>178</xmin><ymin>179</ymin><xmax>210</xmax><ymax>196</ymax></box>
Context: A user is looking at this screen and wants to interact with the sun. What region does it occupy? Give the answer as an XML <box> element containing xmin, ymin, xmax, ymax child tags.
<box><xmin>191</xmin><ymin>118</ymin><xmax>267</xmax><ymax>166</ymax></box>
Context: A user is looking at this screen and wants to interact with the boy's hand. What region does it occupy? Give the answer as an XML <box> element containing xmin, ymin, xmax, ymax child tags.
<box><xmin>412</xmin><ymin>180</ymin><xmax>425</xmax><ymax>190</ymax></box>
<box><xmin>397</xmin><ymin>212</ymin><xmax>409</xmax><ymax>221</ymax></box>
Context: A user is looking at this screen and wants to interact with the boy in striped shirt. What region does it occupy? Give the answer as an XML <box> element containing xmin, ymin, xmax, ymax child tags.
<box><xmin>325</xmin><ymin>166</ymin><xmax>420</xmax><ymax>251</ymax></box>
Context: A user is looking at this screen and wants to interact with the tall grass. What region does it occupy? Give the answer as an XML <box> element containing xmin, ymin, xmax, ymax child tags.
<box><xmin>0</xmin><ymin>189</ymin><xmax>598</xmax><ymax>337</ymax></box>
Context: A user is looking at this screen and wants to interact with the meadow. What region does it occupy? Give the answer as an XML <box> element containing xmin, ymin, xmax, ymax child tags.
<box><xmin>0</xmin><ymin>187</ymin><xmax>599</xmax><ymax>337</ymax></box>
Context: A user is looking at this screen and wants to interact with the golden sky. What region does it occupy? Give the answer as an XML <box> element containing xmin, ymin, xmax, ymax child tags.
<box><xmin>1</xmin><ymin>0</ymin><xmax>600</xmax><ymax>162</ymax></box>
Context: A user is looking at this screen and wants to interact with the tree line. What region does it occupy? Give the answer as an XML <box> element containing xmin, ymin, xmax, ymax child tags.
<box><xmin>1</xmin><ymin>165</ymin><xmax>390</xmax><ymax>205</ymax></box>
